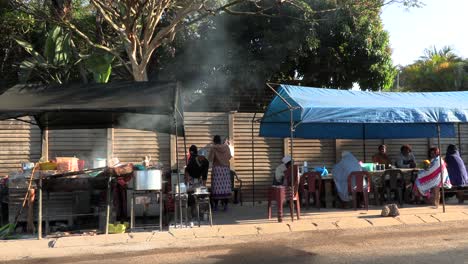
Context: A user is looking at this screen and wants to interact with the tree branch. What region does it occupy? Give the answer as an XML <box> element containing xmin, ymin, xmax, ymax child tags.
<box><xmin>63</xmin><ymin>21</ymin><xmax>132</xmax><ymax>74</ymax></box>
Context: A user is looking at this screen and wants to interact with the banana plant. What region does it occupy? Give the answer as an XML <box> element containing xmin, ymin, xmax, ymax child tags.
<box><xmin>16</xmin><ymin>25</ymin><xmax>74</xmax><ymax>84</ymax></box>
<box><xmin>83</xmin><ymin>52</ymin><xmax>114</xmax><ymax>83</ymax></box>
<box><xmin>16</xmin><ymin>25</ymin><xmax>115</xmax><ymax>84</ymax></box>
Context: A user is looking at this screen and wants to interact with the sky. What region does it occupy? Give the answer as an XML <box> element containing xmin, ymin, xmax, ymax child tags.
<box><xmin>381</xmin><ymin>0</ymin><xmax>468</xmax><ymax>66</ymax></box>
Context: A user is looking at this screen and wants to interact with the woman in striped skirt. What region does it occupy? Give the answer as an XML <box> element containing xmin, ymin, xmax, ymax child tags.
<box><xmin>208</xmin><ymin>135</ymin><xmax>232</xmax><ymax>211</ymax></box>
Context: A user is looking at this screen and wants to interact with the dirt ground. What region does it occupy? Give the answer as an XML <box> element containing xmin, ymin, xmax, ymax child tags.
<box><xmin>6</xmin><ymin>220</ymin><xmax>468</xmax><ymax>264</ymax></box>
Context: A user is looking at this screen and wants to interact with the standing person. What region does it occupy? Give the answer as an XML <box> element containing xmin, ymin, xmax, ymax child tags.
<box><xmin>445</xmin><ymin>144</ymin><xmax>468</xmax><ymax>203</ymax></box>
<box><xmin>372</xmin><ymin>144</ymin><xmax>392</xmax><ymax>168</ymax></box>
<box><xmin>397</xmin><ymin>145</ymin><xmax>417</xmax><ymax>168</ymax></box>
<box><xmin>208</xmin><ymin>135</ymin><xmax>232</xmax><ymax>211</ymax></box>
<box><xmin>414</xmin><ymin>147</ymin><xmax>451</xmax><ymax>207</ymax></box>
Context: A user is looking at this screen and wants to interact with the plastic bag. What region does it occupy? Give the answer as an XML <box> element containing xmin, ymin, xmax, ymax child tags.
<box><xmin>314</xmin><ymin>166</ymin><xmax>329</xmax><ymax>177</ymax></box>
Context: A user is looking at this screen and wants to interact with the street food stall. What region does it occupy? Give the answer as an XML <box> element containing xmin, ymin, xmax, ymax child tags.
<box><xmin>258</xmin><ymin>84</ymin><xmax>468</xmax><ymax>217</ymax></box>
<box><xmin>0</xmin><ymin>81</ymin><xmax>185</xmax><ymax>238</ymax></box>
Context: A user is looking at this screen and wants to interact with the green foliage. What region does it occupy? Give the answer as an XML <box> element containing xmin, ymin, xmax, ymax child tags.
<box><xmin>0</xmin><ymin>7</ymin><xmax>38</xmax><ymax>87</ymax></box>
<box><xmin>399</xmin><ymin>46</ymin><xmax>468</xmax><ymax>91</ymax></box>
<box><xmin>15</xmin><ymin>25</ymin><xmax>74</xmax><ymax>84</ymax></box>
<box><xmin>84</xmin><ymin>52</ymin><xmax>114</xmax><ymax>83</ymax></box>
<box><xmin>156</xmin><ymin>0</ymin><xmax>396</xmax><ymax>95</ymax></box>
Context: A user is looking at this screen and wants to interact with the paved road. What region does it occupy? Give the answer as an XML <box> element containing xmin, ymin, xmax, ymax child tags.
<box><xmin>8</xmin><ymin>221</ymin><xmax>468</xmax><ymax>264</ymax></box>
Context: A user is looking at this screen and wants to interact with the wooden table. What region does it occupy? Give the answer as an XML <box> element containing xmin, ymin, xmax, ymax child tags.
<box><xmin>300</xmin><ymin>168</ymin><xmax>420</xmax><ymax>208</ymax></box>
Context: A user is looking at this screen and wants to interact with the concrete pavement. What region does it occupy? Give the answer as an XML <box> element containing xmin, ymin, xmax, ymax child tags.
<box><xmin>2</xmin><ymin>203</ymin><xmax>468</xmax><ymax>262</ymax></box>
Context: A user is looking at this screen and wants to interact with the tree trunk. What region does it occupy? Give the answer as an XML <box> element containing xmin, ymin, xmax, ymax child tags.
<box><xmin>132</xmin><ymin>66</ymin><xmax>148</xmax><ymax>82</ymax></box>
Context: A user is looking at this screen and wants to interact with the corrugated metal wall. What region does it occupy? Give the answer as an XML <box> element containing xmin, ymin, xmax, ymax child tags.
<box><xmin>0</xmin><ymin>118</ymin><xmax>40</xmax><ymax>175</ymax></box>
<box><xmin>287</xmin><ymin>139</ymin><xmax>335</xmax><ymax>168</ymax></box>
<box><xmin>233</xmin><ymin>113</ymin><xmax>283</xmax><ymax>201</ymax></box>
<box><xmin>48</xmin><ymin>129</ymin><xmax>107</xmax><ymax>167</ymax></box>
<box><xmin>3</xmin><ymin>115</ymin><xmax>468</xmax><ymax>202</ymax></box>
<box><xmin>113</xmin><ymin>129</ymin><xmax>170</xmax><ymax>168</ymax></box>
<box><xmin>176</xmin><ymin>112</ymin><xmax>229</xmax><ymax>183</ymax></box>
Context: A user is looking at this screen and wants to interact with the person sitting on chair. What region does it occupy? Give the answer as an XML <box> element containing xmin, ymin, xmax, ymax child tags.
<box><xmin>445</xmin><ymin>144</ymin><xmax>468</xmax><ymax>203</ymax></box>
<box><xmin>397</xmin><ymin>145</ymin><xmax>416</xmax><ymax>168</ymax></box>
<box><xmin>372</xmin><ymin>144</ymin><xmax>392</xmax><ymax>168</ymax></box>
<box><xmin>413</xmin><ymin>147</ymin><xmax>451</xmax><ymax>207</ymax></box>
<box><xmin>333</xmin><ymin>151</ymin><xmax>363</xmax><ymax>204</ymax></box>
<box><xmin>273</xmin><ymin>156</ymin><xmax>291</xmax><ymax>186</ymax></box>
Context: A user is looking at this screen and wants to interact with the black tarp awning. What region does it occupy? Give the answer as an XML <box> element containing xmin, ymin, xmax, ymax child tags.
<box><xmin>0</xmin><ymin>81</ymin><xmax>184</xmax><ymax>134</ymax></box>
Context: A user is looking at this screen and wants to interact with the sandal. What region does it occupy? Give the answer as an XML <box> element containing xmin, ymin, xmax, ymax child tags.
<box><xmin>389</xmin><ymin>204</ymin><xmax>400</xmax><ymax>217</ymax></box>
<box><xmin>381</xmin><ymin>205</ymin><xmax>390</xmax><ymax>217</ymax></box>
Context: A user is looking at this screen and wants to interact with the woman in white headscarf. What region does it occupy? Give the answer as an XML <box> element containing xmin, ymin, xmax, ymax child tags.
<box><xmin>333</xmin><ymin>151</ymin><xmax>362</xmax><ymax>202</ymax></box>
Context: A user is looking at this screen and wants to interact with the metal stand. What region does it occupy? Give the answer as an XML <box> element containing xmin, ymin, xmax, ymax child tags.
<box><xmin>194</xmin><ymin>193</ymin><xmax>212</xmax><ymax>227</ymax></box>
<box><xmin>129</xmin><ymin>190</ymin><xmax>163</xmax><ymax>232</ymax></box>
<box><xmin>173</xmin><ymin>192</ymin><xmax>188</xmax><ymax>228</ymax></box>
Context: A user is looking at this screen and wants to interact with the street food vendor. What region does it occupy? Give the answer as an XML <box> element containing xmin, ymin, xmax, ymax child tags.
<box><xmin>185</xmin><ymin>145</ymin><xmax>209</xmax><ymax>185</ymax></box>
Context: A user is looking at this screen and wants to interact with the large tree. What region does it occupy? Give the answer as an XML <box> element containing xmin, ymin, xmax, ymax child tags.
<box><xmin>10</xmin><ymin>0</ymin><xmax>423</xmax><ymax>82</ymax></box>
<box><xmin>155</xmin><ymin>0</ymin><xmax>399</xmax><ymax>102</ymax></box>
<box><xmin>398</xmin><ymin>46</ymin><xmax>468</xmax><ymax>91</ymax></box>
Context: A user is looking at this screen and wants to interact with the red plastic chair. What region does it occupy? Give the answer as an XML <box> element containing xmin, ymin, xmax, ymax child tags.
<box><xmin>303</xmin><ymin>172</ymin><xmax>322</xmax><ymax>210</ymax></box>
<box><xmin>285</xmin><ymin>165</ymin><xmax>301</xmax><ymax>221</ymax></box>
<box><xmin>347</xmin><ymin>171</ymin><xmax>371</xmax><ymax>211</ymax></box>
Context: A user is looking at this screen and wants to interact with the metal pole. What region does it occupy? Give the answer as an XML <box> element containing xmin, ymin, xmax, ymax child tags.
<box><xmin>159</xmin><ymin>191</ymin><xmax>163</xmax><ymax>232</ymax></box>
<box><xmin>362</xmin><ymin>124</ymin><xmax>366</xmax><ymax>162</ymax></box>
<box><xmin>38</xmin><ymin>177</ymin><xmax>42</xmax><ymax>239</ymax></box>
<box><xmin>183</xmin><ymin>136</ymin><xmax>188</xmax><ymax>165</ymax></box>
<box><xmin>174</xmin><ymin>117</ymin><xmax>182</xmax><ymax>227</ymax></box>
<box><xmin>290</xmin><ymin>109</ymin><xmax>295</xmax><ymax>221</ymax></box>
<box><xmin>38</xmin><ymin>128</ymin><xmax>45</xmax><ymax>240</ymax></box>
<box><xmin>130</xmin><ymin>191</ymin><xmax>134</xmax><ymax>230</ymax></box>
<box><xmin>252</xmin><ymin>113</ymin><xmax>256</xmax><ymax>206</ymax></box>
<box><xmin>437</xmin><ymin>124</ymin><xmax>446</xmax><ymax>213</ymax></box>
<box><xmin>458</xmin><ymin>123</ymin><xmax>462</xmax><ymax>155</ymax></box>
<box><xmin>105</xmin><ymin>176</ymin><xmax>111</xmax><ymax>234</ymax></box>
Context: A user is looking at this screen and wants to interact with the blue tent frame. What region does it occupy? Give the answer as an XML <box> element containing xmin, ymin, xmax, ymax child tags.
<box><xmin>258</xmin><ymin>84</ymin><xmax>468</xmax><ymax>214</ymax></box>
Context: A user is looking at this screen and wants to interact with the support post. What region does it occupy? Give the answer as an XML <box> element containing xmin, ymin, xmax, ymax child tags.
<box><xmin>362</xmin><ymin>125</ymin><xmax>366</xmax><ymax>162</ymax></box>
<box><xmin>229</xmin><ymin>112</ymin><xmax>236</xmax><ymax>170</ymax></box>
<box><xmin>41</xmin><ymin>129</ymin><xmax>48</xmax><ymax>161</ymax></box>
<box><xmin>105</xmin><ymin>176</ymin><xmax>111</xmax><ymax>234</ymax></box>
<box><xmin>107</xmin><ymin>128</ymin><xmax>113</xmax><ymax>163</ymax></box>
<box><xmin>458</xmin><ymin>123</ymin><xmax>462</xmax><ymax>155</ymax></box>
<box><xmin>174</xmin><ymin>117</ymin><xmax>182</xmax><ymax>227</ymax></box>
<box><xmin>159</xmin><ymin>191</ymin><xmax>163</xmax><ymax>232</ymax></box>
<box><xmin>289</xmin><ymin>109</ymin><xmax>295</xmax><ymax>221</ymax></box>
<box><xmin>437</xmin><ymin>124</ymin><xmax>446</xmax><ymax>213</ymax></box>
<box><xmin>251</xmin><ymin>113</ymin><xmax>257</xmax><ymax>206</ymax></box>
<box><xmin>38</xmin><ymin>128</ymin><xmax>47</xmax><ymax>240</ymax></box>
<box><xmin>38</xmin><ymin>177</ymin><xmax>42</xmax><ymax>240</ymax></box>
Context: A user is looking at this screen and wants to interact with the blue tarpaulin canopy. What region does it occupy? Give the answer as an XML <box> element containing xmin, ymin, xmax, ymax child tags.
<box><xmin>259</xmin><ymin>85</ymin><xmax>468</xmax><ymax>139</ymax></box>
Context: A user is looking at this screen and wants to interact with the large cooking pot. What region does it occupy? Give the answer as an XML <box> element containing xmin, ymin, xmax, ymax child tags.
<box><xmin>93</xmin><ymin>158</ymin><xmax>107</xmax><ymax>169</ymax></box>
<box><xmin>134</xmin><ymin>169</ymin><xmax>162</xmax><ymax>190</ymax></box>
